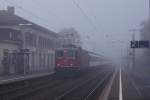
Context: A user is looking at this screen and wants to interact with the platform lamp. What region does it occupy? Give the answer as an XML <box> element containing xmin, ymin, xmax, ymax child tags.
<box><xmin>18</xmin><ymin>23</ymin><xmax>32</xmax><ymax>75</ymax></box>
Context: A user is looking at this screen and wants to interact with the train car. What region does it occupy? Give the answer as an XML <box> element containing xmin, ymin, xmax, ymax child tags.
<box><xmin>55</xmin><ymin>45</ymin><xmax>90</xmax><ymax>73</ymax></box>
<box><xmin>89</xmin><ymin>52</ymin><xmax>110</xmax><ymax>67</ymax></box>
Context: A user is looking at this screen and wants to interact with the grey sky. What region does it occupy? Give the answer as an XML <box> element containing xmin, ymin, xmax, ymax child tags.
<box><xmin>1</xmin><ymin>0</ymin><xmax>149</xmax><ymax>63</ymax></box>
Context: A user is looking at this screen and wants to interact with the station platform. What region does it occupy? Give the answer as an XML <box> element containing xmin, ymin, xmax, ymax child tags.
<box><xmin>0</xmin><ymin>71</ymin><xmax>54</xmax><ymax>85</ymax></box>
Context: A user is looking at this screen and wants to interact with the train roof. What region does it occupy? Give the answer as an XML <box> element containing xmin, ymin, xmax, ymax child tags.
<box><xmin>56</xmin><ymin>45</ymin><xmax>81</xmax><ymax>50</ymax></box>
<box><xmin>56</xmin><ymin>47</ymin><xmax>79</xmax><ymax>50</ymax></box>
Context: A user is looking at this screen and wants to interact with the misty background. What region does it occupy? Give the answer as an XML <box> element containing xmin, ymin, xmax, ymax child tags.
<box><xmin>0</xmin><ymin>0</ymin><xmax>149</xmax><ymax>63</ymax></box>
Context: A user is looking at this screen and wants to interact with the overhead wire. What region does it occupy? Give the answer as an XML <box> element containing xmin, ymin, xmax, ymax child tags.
<box><xmin>71</xmin><ymin>0</ymin><xmax>100</xmax><ymax>35</ymax></box>
<box><xmin>83</xmin><ymin>0</ymin><xmax>105</xmax><ymax>34</ymax></box>
<box><xmin>30</xmin><ymin>0</ymin><xmax>71</xmax><ymax>26</ymax></box>
<box><xmin>72</xmin><ymin>0</ymin><xmax>102</xmax><ymax>52</ymax></box>
<box><xmin>4</xmin><ymin>0</ymin><xmax>100</xmax><ymax>53</ymax></box>
<box><xmin>29</xmin><ymin>0</ymin><xmax>96</xmax><ymax>50</ymax></box>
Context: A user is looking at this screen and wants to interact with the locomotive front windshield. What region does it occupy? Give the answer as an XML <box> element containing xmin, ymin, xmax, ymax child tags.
<box><xmin>56</xmin><ymin>50</ymin><xmax>64</xmax><ymax>58</ymax></box>
<box><xmin>56</xmin><ymin>49</ymin><xmax>78</xmax><ymax>58</ymax></box>
<box><xmin>67</xmin><ymin>49</ymin><xmax>77</xmax><ymax>58</ymax></box>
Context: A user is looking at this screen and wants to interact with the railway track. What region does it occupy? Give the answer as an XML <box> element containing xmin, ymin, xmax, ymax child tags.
<box><xmin>0</xmin><ymin>67</ymin><xmax>112</xmax><ymax>100</ymax></box>
<box><xmin>17</xmin><ymin>69</ymin><xmax>104</xmax><ymax>100</ymax></box>
<box><xmin>55</xmin><ymin>71</ymin><xmax>112</xmax><ymax>100</ymax></box>
<box><xmin>0</xmin><ymin>74</ymin><xmax>61</xmax><ymax>100</ymax></box>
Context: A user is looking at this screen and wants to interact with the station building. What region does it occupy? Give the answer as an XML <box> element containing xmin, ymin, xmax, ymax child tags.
<box><xmin>0</xmin><ymin>7</ymin><xmax>59</xmax><ymax>75</ymax></box>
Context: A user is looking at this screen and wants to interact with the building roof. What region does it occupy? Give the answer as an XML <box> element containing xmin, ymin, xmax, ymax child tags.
<box><xmin>0</xmin><ymin>8</ymin><xmax>59</xmax><ymax>37</ymax></box>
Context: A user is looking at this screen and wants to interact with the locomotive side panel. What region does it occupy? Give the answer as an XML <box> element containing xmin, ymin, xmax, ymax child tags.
<box><xmin>80</xmin><ymin>50</ymin><xmax>90</xmax><ymax>68</ymax></box>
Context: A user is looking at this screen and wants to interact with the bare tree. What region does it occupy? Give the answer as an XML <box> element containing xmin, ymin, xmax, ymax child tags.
<box><xmin>58</xmin><ymin>28</ymin><xmax>82</xmax><ymax>47</ymax></box>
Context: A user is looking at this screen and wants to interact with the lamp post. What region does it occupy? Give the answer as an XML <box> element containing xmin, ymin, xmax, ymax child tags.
<box><xmin>129</xmin><ymin>29</ymin><xmax>139</xmax><ymax>69</ymax></box>
<box><xmin>148</xmin><ymin>0</ymin><xmax>150</xmax><ymax>72</ymax></box>
<box><xmin>18</xmin><ymin>23</ymin><xmax>32</xmax><ymax>75</ymax></box>
<box><xmin>117</xmin><ymin>40</ymin><xmax>127</xmax><ymax>70</ymax></box>
<box><xmin>107</xmin><ymin>36</ymin><xmax>128</xmax><ymax>70</ymax></box>
<box><xmin>19</xmin><ymin>23</ymin><xmax>32</xmax><ymax>49</ymax></box>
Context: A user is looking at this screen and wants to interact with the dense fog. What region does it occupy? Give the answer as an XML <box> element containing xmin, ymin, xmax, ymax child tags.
<box><xmin>0</xmin><ymin>0</ymin><xmax>148</xmax><ymax>64</ymax></box>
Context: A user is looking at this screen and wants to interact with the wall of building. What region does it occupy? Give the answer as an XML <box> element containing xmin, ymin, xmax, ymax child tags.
<box><xmin>0</xmin><ymin>43</ymin><xmax>19</xmax><ymax>75</ymax></box>
<box><xmin>22</xmin><ymin>28</ymin><xmax>56</xmax><ymax>73</ymax></box>
<box><xmin>0</xmin><ymin>6</ymin><xmax>59</xmax><ymax>75</ymax></box>
<box><xmin>28</xmin><ymin>50</ymin><xmax>55</xmax><ymax>73</ymax></box>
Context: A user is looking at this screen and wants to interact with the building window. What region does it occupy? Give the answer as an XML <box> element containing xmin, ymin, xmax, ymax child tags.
<box><xmin>26</xmin><ymin>33</ymin><xmax>36</xmax><ymax>47</ymax></box>
<box><xmin>38</xmin><ymin>36</ymin><xmax>55</xmax><ymax>49</ymax></box>
<box><xmin>0</xmin><ymin>28</ymin><xmax>20</xmax><ymax>42</ymax></box>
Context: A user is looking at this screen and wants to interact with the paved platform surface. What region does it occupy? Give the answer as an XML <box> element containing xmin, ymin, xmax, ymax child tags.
<box><xmin>108</xmin><ymin>71</ymin><xmax>119</xmax><ymax>100</ymax></box>
<box><xmin>0</xmin><ymin>71</ymin><xmax>54</xmax><ymax>85</ymax></box>
<box><xmin>122</xmin><ymin>70</ymin><xmax>142</xmax><ymax>100</ymax></box>
<box><xmin>108</xmin><ymin>68</ymin><xmax>150</xmax><ymax>100</ymax></box>
<box><xmin>131</xmin><ymin>70</ymin><xmax>150</xmax><ymax>99</ymax></box>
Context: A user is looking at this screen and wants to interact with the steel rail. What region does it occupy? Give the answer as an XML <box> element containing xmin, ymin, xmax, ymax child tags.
<box><xmin>84</xmin><ymin>72</ymin><xmax>112</xmax><ymax>100</ymax></box>
<box><xmin>55</xmin><ymin>71</ymin><xmax>112</xmax><ymax>100</ymax></box>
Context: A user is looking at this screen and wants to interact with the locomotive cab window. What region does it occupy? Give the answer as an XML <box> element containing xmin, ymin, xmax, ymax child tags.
<box><xmin>56</xmin><ymin>50</ymin><xmax>64</xmax><ymax>58</ymax></box>
<box><xmin>67</xmin><ymin>50</ymin><xmax>77</xmax><ymax>58</ymax></box>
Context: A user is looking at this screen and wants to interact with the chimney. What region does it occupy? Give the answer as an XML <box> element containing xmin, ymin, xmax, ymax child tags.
<box><xmin>7</xmin><ymin>6</ymin><xmax>15</xmax><ymax>14</ymax></box>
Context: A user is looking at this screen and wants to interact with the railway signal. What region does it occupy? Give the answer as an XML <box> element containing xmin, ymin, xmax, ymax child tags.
<box><xmin>130</xmin><ymin>40</ymin><xmax>149</xmax><ymax>48</ymax></box>
<box><xmin>130</xmin><ymin>41</ymin><xmax>138</xmax><ymax>48</ymax></box>
<box><xmin>139</xmin><ymin>41</ymin><xmax>149</xmax><ymax>48</ymax></box>
<box><xmin>130</xmin><ymin>40</ymin><xmax>149</xmax><ymax>69</ymax></box>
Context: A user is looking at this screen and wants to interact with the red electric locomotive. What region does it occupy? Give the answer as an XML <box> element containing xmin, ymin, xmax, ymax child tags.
<box><xmin>55</xmin><ymin>45</ymin><xmax>90</xmax><ymax>73</ymax></box>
